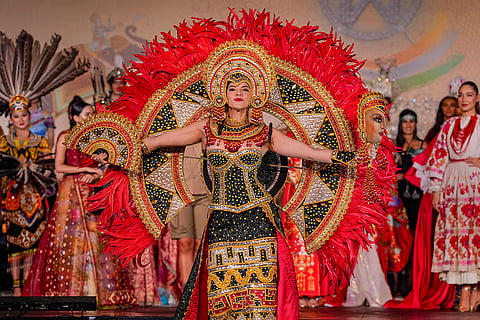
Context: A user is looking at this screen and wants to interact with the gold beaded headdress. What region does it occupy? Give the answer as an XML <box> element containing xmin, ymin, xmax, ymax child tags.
<box><xmin>9</xmin><ymin>95</ymin><xmax>29</xmax><ymax>114</ymax></box>
<box><xmin>225</xmin><ymin>72</ymin><xmax>253</xmax><ymax>88</ymax></box>
<box><xmin>357</xmin><ymin>91</ymin><xmax>386</xmax><ymax>144</ymax></box>
<box><xmin>204</xmin><ymin>40</ymin><xmax>274</xmax><ymax>124</ymax></box>
<box><xmin>357</xmin><ymin>91</ymin><xmax>387</xmax><ymax>204</ymax></box>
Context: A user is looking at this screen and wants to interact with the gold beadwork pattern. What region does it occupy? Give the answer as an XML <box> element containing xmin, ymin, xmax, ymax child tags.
<box><xmin>206</xmin><ymin>149</ymin><xmax>272</xmax><ymax>213</ymax></box>
<box><xmin>207</xmin><ymin>237</ymin><xmax>277</xmax><ymax>320</ymax></box>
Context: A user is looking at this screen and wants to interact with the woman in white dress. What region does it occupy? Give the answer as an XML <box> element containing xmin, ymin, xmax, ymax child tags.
<box><xmin>429</xmin><ymin>81</ymin><xmax>480</xmax><ymax>312</ymax></box>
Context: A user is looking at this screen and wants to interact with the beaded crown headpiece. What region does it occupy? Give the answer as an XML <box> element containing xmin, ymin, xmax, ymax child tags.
<box><xmin>0</xmin><ymin>30</ymin><xmax>89</xmax><ymax>116</ymax></box>
<box><xmin>9</xmin><ymin>95</ymin><xmax>29</xmax><ymax>114</ymax></box>
<box><xmin>204</xmin><ymin>40</ymin><xmax>274</xmax><ymax>124</ymax></box>
<box><xmin>357</xmin><ymin>91</ymin><xmax>386</xmax><ymax>144</ymax></box>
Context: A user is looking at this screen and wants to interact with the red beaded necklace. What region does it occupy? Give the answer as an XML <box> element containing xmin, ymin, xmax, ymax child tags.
<box><xmin>204</xmin><ymin>118</ymin><xmax>270</xmax><ymax>152</ymax></box>
<box><xmin>450</xmin><ymin>114</ymin><xmax>477</xmax><ymax>156</ymax></box>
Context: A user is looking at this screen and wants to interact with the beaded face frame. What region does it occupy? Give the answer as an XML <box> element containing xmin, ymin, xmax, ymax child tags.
<box><xmin>204</xmin><ymin>40</ymin><xmax>274</xmax><ymax>124</ymax></box>
<box><xmin>357</xmin><ymin>91</ymin><xmax>386</xmax><ymax>144</ymax></box>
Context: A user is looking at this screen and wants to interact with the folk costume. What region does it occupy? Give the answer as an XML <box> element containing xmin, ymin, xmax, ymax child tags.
<box><xmin>65</xmin><ymin>10</ymin><xmax>396</xmax><ymax>319</ymax></box>
<box><xmin>0</xmin><ymin>30</ymin><xmax>89</xmax><ymax>292</ymax></box>
<box><xmin>0</xmin><ymin>128</ymin><xmax>51</xmax><ymax>281</ymax></box>
<box><xmin>427</xmin><ymin>115</ymin><xmax>480</xmax><ymax>285</ymax></box>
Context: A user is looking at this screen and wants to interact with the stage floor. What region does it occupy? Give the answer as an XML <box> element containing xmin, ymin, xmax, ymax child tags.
<box><xmin>0</xmin><ymin>306</ymin><xmax>479</xmax><ymax>319</ymax></box>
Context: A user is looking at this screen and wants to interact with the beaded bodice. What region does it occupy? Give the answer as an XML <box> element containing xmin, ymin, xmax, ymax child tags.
<box><xmin>206</xmin><ymin>148</ymin><xmax>271</xmax><ymax>212</ymax></box>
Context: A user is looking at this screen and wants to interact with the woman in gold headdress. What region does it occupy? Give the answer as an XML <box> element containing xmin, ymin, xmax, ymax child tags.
<box><xmin>0</xmin><ymin>96</ymin><xmax>51</xmax><ymax>296</ymax></box>
<box><xmin>138</xmin><ymin>44</ymin><xmax>354</xmax><ymax>320</ymax></box>
<box><xmin>0</xmin><ymin>30</ymin><xmax>88</xmax><ymax>296</ymax></box>
<box><xmin>65</xmin><ymin>11</ymin><xmax>397</xmax><ymax>319</ymax></box>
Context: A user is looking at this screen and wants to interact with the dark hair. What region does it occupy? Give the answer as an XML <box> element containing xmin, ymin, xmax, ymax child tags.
<box><xmin>68</xmin><ymin>96</ymin><xmax>91</xmax><ymax>129</ymax></box>
<box><xmin>459</xmin><ymin>80</ymin><xmax>479</xmax><ymax>94</ymax></box>
<box><xmin>424</xmin><ymin>96</ymin><xmax>457</xmax><ymax>143</ymax></box>
<box><xmin>459</xmin><ymin>81</ymin><xmax>480</xmax><ymax>114</ymax></box>
<box><xmin>396</xmin><ymin>109</ymin><xmax>419</xmax><ymax>147</ymax></box>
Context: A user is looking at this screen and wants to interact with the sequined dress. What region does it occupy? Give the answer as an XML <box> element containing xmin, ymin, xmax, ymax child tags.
<box><xmin>174</xmin><ymin>121</ymin><xmax>299</xmax><ymax>320</ymax></box>
<box><xmin>23</xmin><ymin>145</ymin><xmax>136</xmax><ymax>307</ymax></box>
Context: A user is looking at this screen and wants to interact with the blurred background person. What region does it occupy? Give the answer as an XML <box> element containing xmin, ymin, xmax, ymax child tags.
<box><xmin>169</xmin><ymin>143</ymin><xmax>209</xmax><ymax>289</ymax></box>
<box><xmin>395</xmin><ymin>109</ymin><xmax>427</xmax><ymax>297</ymax></box>
<box><xmin>106</xmin><ymin>68</ymin><xmax>125</xmax><ymax>103</ymax></box>
<box><xmin>386</xmin><ymin>95</ymin><xmax>459</xmax><ymax>309</ymax></box>
<box><xmin>29</xmin><ymin>97</ymin><xmax>55</xmax><ymax>148</ymax></box>
<box><xmin>424</xmin><ymin>96</ymin><xmax>459</xmax><ymax>144</ymax></box>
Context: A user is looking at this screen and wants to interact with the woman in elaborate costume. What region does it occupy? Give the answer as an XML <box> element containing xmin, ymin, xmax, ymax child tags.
<box><xmin>0</xmin><ymin>97</ymin><xmax>51</xmax><ymax>296</ymax></box>
<box><xmin>343</xmin><ymin>94</ymin><xmax>396</xmax><ymax>307</ymax></box>
<box><xmin>428</xmin><ymin>81</ymin><xmax>480</xmax><ymax>312</ymax></box>
<box><xmin>23</xmin><ymin>96</ymin><xmax>136</xmax><ymax>307</ymax></box>
<box><xmin>65</xmin><ymin>10</ymin><xmax>396</xmax><ymax>319</ymax></box>
<box><xmin>283</xmin><ymin>93</ymin><xmax>397</xmax><ymax>308</ymax></box>
<box><xmin>0</xmin><ymin>30</ymin><xmax>89</xmax><ymax>295</ymax></box>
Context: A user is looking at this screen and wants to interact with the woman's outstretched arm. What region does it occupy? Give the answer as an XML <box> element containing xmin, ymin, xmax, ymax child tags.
<box><xmin>269</xmin><ymin>128</ymin><xmax>333</xmax><ymax>163</ymax></box>
<box><xmin>143</xmin><ymin>118</ymin><xmax>206</xmax><ymax>152</ymax></box>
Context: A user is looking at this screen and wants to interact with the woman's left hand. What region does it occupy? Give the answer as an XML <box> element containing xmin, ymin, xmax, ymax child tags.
<box><xmin>466</xmin><ymin>158</ymin><xmax>480</xmax><ymax>169</ymax></box>
<box><xmin>91</xmin><ymin>152</ymin><xmax>108</xmax><ymax>165</ymax></box>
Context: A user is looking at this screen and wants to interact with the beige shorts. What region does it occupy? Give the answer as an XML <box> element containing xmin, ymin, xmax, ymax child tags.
<box><xmin>170</xmin><ymin>195</ymin><xmax>209</xmax><ymax>240</ymax></box>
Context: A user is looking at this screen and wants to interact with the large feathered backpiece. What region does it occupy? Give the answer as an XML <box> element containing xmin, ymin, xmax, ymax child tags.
<box><xmin>68</xmin><ymin>9</ymin><xmax>396</xmax><ymax>283</ymax></box>
<box><xmin>0</xmin><ymin>30</ymin><xmax>89</xmax><ymax>113</ymax></box>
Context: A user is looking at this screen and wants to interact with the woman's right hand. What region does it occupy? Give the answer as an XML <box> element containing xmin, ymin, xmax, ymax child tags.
<box><xmin>79</xmin><ymin>167</ymin><xmax>103</xmax><ymax>183</ymax></box>
<box><xmin>432</xmin><ymin>192</ymin><xmax>440</xmax><ymax>212</ymax></box>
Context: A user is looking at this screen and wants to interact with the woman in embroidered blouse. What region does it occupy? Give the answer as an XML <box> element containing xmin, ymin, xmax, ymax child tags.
<box><xmin>429</xmin><ymin>81</ymin><xmax>480</xmax><ymax>312</ymax></box>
